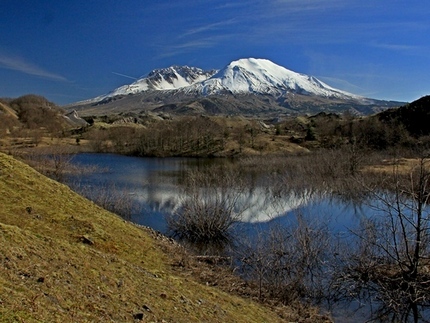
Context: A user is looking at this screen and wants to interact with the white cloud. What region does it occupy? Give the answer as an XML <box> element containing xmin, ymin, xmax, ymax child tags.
<box><xmin>0</xmin><ymin>54</ymin><xmax>67</xmax><ymax>81</ymax></box>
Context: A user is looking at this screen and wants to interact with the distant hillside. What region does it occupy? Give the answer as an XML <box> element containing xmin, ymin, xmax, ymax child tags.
<box><xmin>0</xmin><ymin>94</ymin><xmax>69</xmax><ymax>133</ymax></box>
<box><xmin>0</xmin><ymin>153</ymin><xmax>316</xmax><ymax>322</ymax></box>
<box><xmin>377</xmin><ymin>95</ymin><xmax>430</xmax><ymax>137</ymax></box>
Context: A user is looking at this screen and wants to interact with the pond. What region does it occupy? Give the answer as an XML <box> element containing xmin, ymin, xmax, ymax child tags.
<box><xmin>67</xmin><ymin>153</ymin><xmax>368</xmax><ymax>235</ymax></box>
<box><xmin>66</xmin><ymin>153</ymin><xmax>430</xmax><ymax>322</ymax></box>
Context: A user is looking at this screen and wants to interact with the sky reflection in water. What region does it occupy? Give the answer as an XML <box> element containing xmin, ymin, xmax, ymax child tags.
<box><xmin>69</xmin><ymin>153</ymin><xmax>370</xmax><ymax>235</ymax></box>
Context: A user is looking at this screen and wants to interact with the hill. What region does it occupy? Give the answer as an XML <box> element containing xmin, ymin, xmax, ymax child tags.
<box><xmin>0</xmin><ymin>95</ymin><xmax>89</xmax><ymax>150</ymax></box>
<box><xmin>0</xmin><ymin>152</ymin><xmax>325</xmax><ymax>322</ymax></box>
<box><xmin>377</xmin><ymin>95</ymin><xmax>430</xmax><ymax>137</ymax></box>
<box><xmin>0</xmin><ymin>94</ymin><xmax>68</xmax><ymax>140</ymax></box>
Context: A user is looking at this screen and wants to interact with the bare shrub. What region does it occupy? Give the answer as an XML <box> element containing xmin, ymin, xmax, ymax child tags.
<box><xmin>167</xmin><ymin>166</ymin><xmax>248</xmax><ymax>254</ymax></box>
<box><xmin>70</xmin><ymin>181</ymin><xmax>139</xmax><ymax>220</ymax></box>
<box><xmin>237</xmin><ymin>210</ymin><xmax>333</xmax><ymax>305</ymax></box>
<box><xmin>16</xmin><ymin>145</ymin><xmax>76</xmax><ymax>182</ymax></box>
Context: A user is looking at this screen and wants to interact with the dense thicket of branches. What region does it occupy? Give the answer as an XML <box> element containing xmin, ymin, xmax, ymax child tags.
<box><xmin>166</xmin><ymin>165</ymin><xmax>248</xmax><ymax>254</ymax></box>
<box><xmin>9</xmin><ymin>94</ymin><xmax>65</xmax><ymax>132</ymax></box>
<box><xmin>80</xmin><ymin>116</ymin><xmax>265</xmax><ymax>157</ymax></box>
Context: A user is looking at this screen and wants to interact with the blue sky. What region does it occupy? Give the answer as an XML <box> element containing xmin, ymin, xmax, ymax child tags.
<box><xmin>0</xmin><ymin>0</ymin><xmax>429</xmax><ymax>105</ymax></box>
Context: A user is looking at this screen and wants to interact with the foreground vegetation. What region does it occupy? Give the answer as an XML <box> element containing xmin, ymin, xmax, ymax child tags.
<box><xmin>2</xmin><ymin>93</ymin><xmax>430</xmax><ymax>321</ymax></box>
<box><xmin>0</xmin><ymin>152</ymin><xmax>333</xmax><ymax>322</ymax></box>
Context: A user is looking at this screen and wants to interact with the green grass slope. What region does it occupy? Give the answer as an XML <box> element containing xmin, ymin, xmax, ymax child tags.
<box><xmin>0</xmin><ymin>152</ymin><xmax>289</xmax><ymax>322</ymax></box>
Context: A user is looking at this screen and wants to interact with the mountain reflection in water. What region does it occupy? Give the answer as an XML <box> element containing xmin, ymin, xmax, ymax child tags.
<box><xmin>68</xmin><ymin>153</ymin><xmax>366</xmax><ymax>234</ymax></box>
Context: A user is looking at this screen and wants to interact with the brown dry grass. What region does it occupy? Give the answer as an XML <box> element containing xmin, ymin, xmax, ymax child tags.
<box><xmin>0</xmin><ymin>152</ymin><xmax>329</xmax><ymax>322</ymax></box>
<box><xmin>364</xmin><ymin>157</ymin><xmax>428</xmax><ymax>175</ymax></box>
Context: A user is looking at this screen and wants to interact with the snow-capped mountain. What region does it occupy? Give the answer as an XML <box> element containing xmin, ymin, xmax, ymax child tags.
<box><xmin>184</xmin><ymin>58</ymin><xmax>362</xmax><ymax>100</ymax></box>
<box><xmin>90</xmin><ymin>58</ymin><xmax>361</xmax><ymax>100</ymax></box>
<box><xmin>88</xmin><ymin>66</ymin><xmax>217</xmax><ymax>103</ymax></box>
<box><xmin>68</xmin><ymin>58</ymin><xmax>404</xmax><ymax>116</ymax></box>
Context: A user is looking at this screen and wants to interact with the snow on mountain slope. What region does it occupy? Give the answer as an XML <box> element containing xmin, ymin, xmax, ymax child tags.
<box><xmin>111</xmin><ymin>66</ymin><xmax>216</xmax><ymax>95</ymax></box>
<box><xmin>76</xmin><ymin>58</ymin><xmax>365</xmax><ymax>106</ymax></box>
<box><xmin>186</xmin><ymin>58</ymin><xmax>362</xmax><ymax>99</ymax></box>
<box><xmin>82</xmin><ymin>66</ymin><xmax>217</xmax><ymax>104</ymax></box>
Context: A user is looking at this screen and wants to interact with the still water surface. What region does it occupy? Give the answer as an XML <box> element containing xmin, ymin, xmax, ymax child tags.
<box><xmin>68</xmin><ymin>153</ymin><xmax>369</xmax><ymax>236</ymax></box>
<box><xmin>68</xmin><ymin>153</ymin><xmax>412</xmax><ymax>322</ymax></box>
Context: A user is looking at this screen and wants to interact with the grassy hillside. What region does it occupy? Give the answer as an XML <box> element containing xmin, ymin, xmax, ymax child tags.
<box><xmin>0</xmin><ymin>152</ymin><xmax>323</xmax><ymax>322</ymax></box>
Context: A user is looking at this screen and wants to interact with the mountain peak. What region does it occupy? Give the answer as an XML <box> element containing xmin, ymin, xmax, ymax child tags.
<box><xmin>228</xmin><ymin>57</ymin><xmax>284</xmax><ymax>71</ymax></box>
<box><xmin>68</xmin><ymin>58</ymin><xmax>404</xmax><ymax>116</ymax></box>
<box><xmin>228</xmin><ymin>57</ymin><xmax>272</xmax><ymax>68</ymax></box>
<box><xmin>188</xmin><ymin>57</ymin><xmax>362</xmax><ymax>99</ymax></box>
<box><xmin>100</xmin><ymin>65</ymin><xmax>217</xmax><ymax>99</ymax></box>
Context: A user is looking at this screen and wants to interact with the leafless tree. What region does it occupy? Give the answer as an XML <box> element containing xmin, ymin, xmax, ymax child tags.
<box><xmin>336</xmin><ymin>154</ymin><xmax>430</xmax><ymax>322</ymax></box>
<box><xmin>237</xmin><ymin>210</ymin><xmax>333</xmax><ymax>305</ymax></box>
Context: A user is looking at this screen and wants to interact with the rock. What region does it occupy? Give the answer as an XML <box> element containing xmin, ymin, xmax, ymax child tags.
<box><xmin>80</xmin><ymin>235</ymin><xmax>94</xmax><ymax>245</ymax></box>
<box><xmin>63</xmin><ymin>110</ymin><xmax>89</xmax><ymax>127</ymax></box>
<box><xmin>133</xmin><ymin>313</ymin><xmax>144</xmax><ymax>320</ymax></box>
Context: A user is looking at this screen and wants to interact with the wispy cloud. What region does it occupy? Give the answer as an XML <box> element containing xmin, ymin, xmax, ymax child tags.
<box><xmin>271</xmin><ymin>0</ymin><xmax>357</xmax><ymax>10</ymax></box>
<box><xmin>318</xmin><ymin>76</ymin><xmax>366</xmax><ymax>93</ymax></box>
<box><xmin>155</xmin><ymin>35</ymin><xmax>235</xmax><ymax>59</ymax></box>
<box><xmin>0</xmin><ymin>54</ymin><xmax>67</xmax><ymax>81</ymax></box>
<box><xmin>370</xmin><ymin>42</ymin><xmax>421</xmax><ymax>52</ymax></box>
<box><xmin>227</xmin><ymin>1</ymin><xmax>425</xmax><ymax>48</ymax></box>
<box><xmin>180</xmin><ymin>19</ymin><xmax>237</xmax><ymax>38</ymax></box>
<box><xmin>215</xmin><ymin>2</ymin><xmax>251</xmax><ymax>10</ymax></box>
<box><xmin>150</xmin><ymin>0</ymin><xmax>427</xmax><ymax>66</ymax></box>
